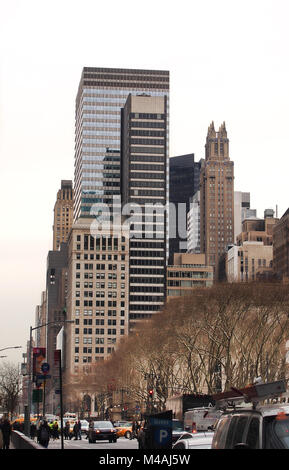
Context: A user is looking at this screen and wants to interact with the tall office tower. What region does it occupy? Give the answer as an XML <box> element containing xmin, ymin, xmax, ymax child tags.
<box><xmin>234</xmin><ymin>191</ymin><xmax>257</xmax><ymax>241</ymax></box>
<box><xmin>74</xmin><ymin>67</ymin><xmax>169</xmax><ymax>222</ymax></box>
<box><xmin>53</xmin><ymin>180</ymin><xmax>74</xmax><ymax>250</ymax></box>
<box><xmin>121</xmin><ymin>94</ymin><xmax>168</xmax><ymax>326</ymax></box>
<box><xmin>200</xmin><ymin>122</ymin><xmax>234</xmax><ymax>280</ymax></box>
<box><xmin>187</xmin><ymin>191</ymin><xmax>201</xmax><ymax>253</ymax></box>
<box><xmin>168</xmin><ymin>154</ymin><xmax>201</xmax><ymax>263</ymax></box>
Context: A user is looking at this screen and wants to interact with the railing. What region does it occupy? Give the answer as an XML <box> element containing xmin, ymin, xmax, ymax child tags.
<box><xmin>11</xmin><ymin>430</ymin><xmax>44</xmax><ymax>449</ymax></box>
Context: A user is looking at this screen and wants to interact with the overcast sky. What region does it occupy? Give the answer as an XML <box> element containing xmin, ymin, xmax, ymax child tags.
<box><xmin>0</xmin><ymin>0</ymin><xmax>288</xmax><ymax>365</ymax></box>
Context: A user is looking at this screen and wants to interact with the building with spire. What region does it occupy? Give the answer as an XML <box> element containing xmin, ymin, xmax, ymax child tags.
<box><xmin>200</xmin><ymin>122</ymin><xmax>234</xmax><ymax>279</ymax></box>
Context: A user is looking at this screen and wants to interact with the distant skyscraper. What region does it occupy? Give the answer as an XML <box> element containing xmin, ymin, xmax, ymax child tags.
<box><xmin>74</xmin><ymin>67</ymin><xmax>169</xmax><ymax>222</ymax></box>
<box><xmin>200</xmin><ymin>122</ymin><xmax>234</xmax><ymax>279</ymax></box>
<box><xmin>121</xmin><ymin>94</ymin><xmax>168</xmax><ymax>326</ymax></box>
<box><xmin>53</xmin><ymin>180</ymin><xmax>74</xmax><ymax>250</ymax></box>
<box><xmin>169</xmin><ymin>154</ymin><xmax>201</xmax><ymax>262</ymax></box>
<box><xmin>45</xmin><ymin>243</ymin><xmax>68</xmax><ymax>413</ymax></box>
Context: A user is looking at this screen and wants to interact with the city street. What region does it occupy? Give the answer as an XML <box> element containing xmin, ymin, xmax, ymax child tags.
<box><xmin>46</xmin><ymin>436</ymin><xmax>139</xmax><ymax>450</ymax></box>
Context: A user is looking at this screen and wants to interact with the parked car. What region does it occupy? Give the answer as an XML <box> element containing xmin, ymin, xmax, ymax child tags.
<box><xmin>88</xmin><ymin>420</ymin><xmax>118</xmax><ymax>443</ymax></box>
<box><xmin>172</xmin><ymin>419</ymin><xmax>185</xmax><ymax>444</ymax></box>
<box><xmin>114</xmin><ymin>421</ymin><xmax>133</xmax><ymax>439</ymax></box>
<box><xmin>211</xmin><ymin>403</ymin><xmax>289</xmax><ymax>449</ymax></box>
<box><xmin>173</xmin><ymin>432</ymin><xmax>214</xmax><ymax>449</ymax></box>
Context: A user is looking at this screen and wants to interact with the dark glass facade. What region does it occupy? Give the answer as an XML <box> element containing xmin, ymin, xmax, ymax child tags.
<box><xmin>121</xmin><ymin>95</ymin><xmax>168</xmax><ymax>325</ymax></box>
<box><xmin>169</xmin><ymin>154</ymin><xmax>201</xmax><ymax>263</ymax></box>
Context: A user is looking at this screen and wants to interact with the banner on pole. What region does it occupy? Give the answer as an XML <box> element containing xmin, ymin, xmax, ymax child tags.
<box><xmin>33</xmin><ymin>347</ymin><xmax>46</xmax><ymax>383</ymax></box>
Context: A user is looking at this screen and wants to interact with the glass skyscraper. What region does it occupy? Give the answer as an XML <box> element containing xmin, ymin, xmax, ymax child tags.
<box><xmin>74</xmin><ymin>67</ymin><xmax>169</xmax><ymax>222</ymax></box>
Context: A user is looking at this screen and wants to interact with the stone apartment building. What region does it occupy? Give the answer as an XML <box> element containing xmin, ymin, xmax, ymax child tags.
<box><xmin>64</xmin><ymin>219</ymin><xmax>129</xmax><ymax>389</ymax></box>
<box><xmin>227</xmin><ymin>210</ymin><xmax>278</xmax><ymax>282</ymax></box>
<box><xmin>167</xmin><ymin>253</ymin><xmax>213</xmax><ymax>299</ymax></box>
<box><xmin>273</xmin><ymin>208</ymin><xmax>289</xmax><ymax>282</ymax></box>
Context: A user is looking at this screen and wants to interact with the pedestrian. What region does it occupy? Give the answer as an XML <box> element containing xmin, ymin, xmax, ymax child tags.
<box><xmin>131</xmin><ymin>420</ymin><xmax>137</xmax><ymax>440</ymax></box>
<box><xmin>77</xmin><ymin>419</ymin><xmax>82</xmax><ymax>440</ymax></box>
<box><xmin>0</xmin><ymin>419</ymin><xmax>3</xmax><ymax>449</ymax></box>
<box><xmin>136</xmin><ymin>420</ymin><xmax>141</xmax><ymax>437</ymax></box>
<box><xmin>73</xmin><ymin>421</ymin><xmax>79</xmax><ymax>440</ymax></box>
<box><xmin>38</xmin><ymin>420</ymin><xmax>50</xmax><ymax>448</ymax></box>
<box><xmin>64</xmin><ymin>421</ymin><xmax>70</xmax><ymax>440</ymax></box>
<box><xmin>1</xmin><ymin>418</ymin><xmax>12</xmax><ymax>449</ymax></box>
<box><xmin>30</xmin><ymin>422</ymin><xmax>37</xmax><ymax>441</ymax></box>
<box><xmin>52</xmin><ymin>420</ymin><xmax>59</xmax><ymax>440</ymax></box>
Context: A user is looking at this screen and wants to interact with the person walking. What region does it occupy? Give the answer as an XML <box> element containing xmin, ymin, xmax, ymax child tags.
<box><xmin>64</xmin><ymin>421</ymin><xmax>70</xmax><ymax>440</ymax></box>
<box><xmin>30</xmin><ymin>422</ymin><xmax>37</xmax><ymax>441</ymax></box>
<box><xmin>52</xmin><ymin>420</ymin><xmax>59</xmax><ymax>440</ymax></box>
<box><xmin>131</xmin><ymin>420</ymin><xmax>138</xmax><ymax>440</ymax></box>
<box><xmin>136</xmin><ymin>420</ymin><xmax>141</xmax><ymax>438</ymax></box>
<box><xmin>38</xmin><ymin>420</ymin><xmax>50</xmax><ymax>448</ymax></box>
<box><xmin>77</xmin><ymin>419</ymin><xmax>82</xmax><ymax>440</ymax></box>
<box><xmin>73</xmin><ymin>421</ymin><xmax>79</xmax><ymax>440</ymax></box>
<box><xmin>1</xmin><ymin>418</ymin><xmax>12</xmax><ymax>449</ymax></box>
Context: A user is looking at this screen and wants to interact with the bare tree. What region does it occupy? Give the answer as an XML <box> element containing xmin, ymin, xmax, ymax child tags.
<box><xmin>69</xmin><ymin>283</ymin><xmax>289</xmax><ymax>412</ymax></box>
<box><xmin>0</xmin><ymin>362</ymin><xmax>22</xmax><ymax>418</ymax></box>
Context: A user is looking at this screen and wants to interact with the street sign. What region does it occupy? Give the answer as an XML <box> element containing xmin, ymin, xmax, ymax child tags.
<box><xmin>33</xmin><ymin>347</ymin><xmax>46</xmax><ymax>383</ymax></box>
<box><xmin>36</xmin><ymin>374</ymin><xmax>51</xmax><ymax>380</ymax></box>
<box><xmin>41</xmin><ymin>362</ymin><xmax>50</xmax><ymax>374</ymax></box>
<box><xmin>32</xmin><ymin>389</ymin><xmax>43</xmax><ymax>403</ymax></box>
<box><xmin>54</xmin><ymin>350</ymin><xmax>61</xmax><ymax>365</ymax></box>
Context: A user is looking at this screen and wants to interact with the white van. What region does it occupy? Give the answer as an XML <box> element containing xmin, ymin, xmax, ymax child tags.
<box><xmin>184</xmin><ymin>407</ymin><xmax>222</xmax><ymax>432</ymax></box>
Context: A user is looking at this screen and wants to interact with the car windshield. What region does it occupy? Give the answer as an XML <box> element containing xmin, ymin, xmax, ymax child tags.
<box><xmin>94</xmin><ymin>421</ymin><xmax>112</xmax><ymax>428</ymax></box>
<box><xmin>265</xmin><ymin>415</ymin><xmax>289</xmax><ymax>449</ymax></box>
<box><xmin>172</xmin><ymin>420</ymin><xmax>184</xmax><ymax>431</ymax></box>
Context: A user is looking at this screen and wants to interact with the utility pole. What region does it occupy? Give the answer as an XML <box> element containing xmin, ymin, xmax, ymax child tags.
<box><xmin>24</xmin><ymin>320</ymin><xmax>74</xmax><ymax>437</ymax></box>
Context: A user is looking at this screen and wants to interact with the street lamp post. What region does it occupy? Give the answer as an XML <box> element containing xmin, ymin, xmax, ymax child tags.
<box><xmin>24</xmin><ymin>320</ymin><xmax>74</xmax><ymax>437</ymax></box>
<box><xmin>0</xmin><ymin>346</ymin><xmax>22</xmax><ymax>361</ymax></box>
<box><xmin>0</xmin><ymin>346</ymin><xmax>22</xmax><ymax>353</ymax></box>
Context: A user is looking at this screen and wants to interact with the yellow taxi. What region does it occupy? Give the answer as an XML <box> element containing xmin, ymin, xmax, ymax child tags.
<box><xmin>12</xmin><ymin>416</ymin><xmax>37</xmax><ymax>430</ymax></box>
<box><xmin>114</xmin><ymin>421</ymin><xmax>133</xmax><ymax>439</ymax></box>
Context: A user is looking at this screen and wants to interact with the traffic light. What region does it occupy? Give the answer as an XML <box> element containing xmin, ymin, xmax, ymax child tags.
<box><xmin>148</xmin><ymin>389</ymin><xmax>154</xmax><ymax>397</ymax></box>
